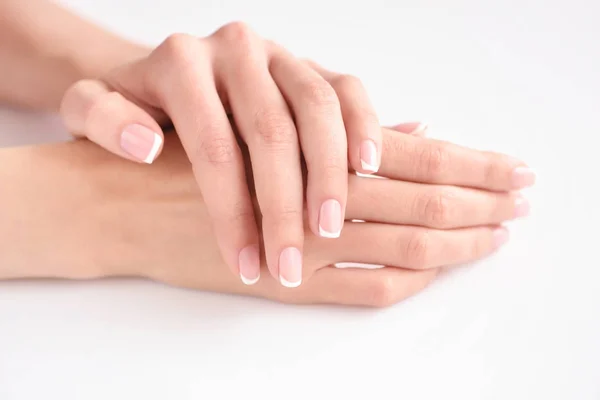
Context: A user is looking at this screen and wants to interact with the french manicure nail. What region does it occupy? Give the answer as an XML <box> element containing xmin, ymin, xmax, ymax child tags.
<box><xmin>279</xmin><ymin>247</ymin><xmax>302</xmax><ymax>288</ymax></box>
<box><xmin>239</xmin><ymin>245</ymin><xmax>260</xmax><ymax>285</ymax></box>
<box><xmin>407</xmin><ymin>122</ymin><xmax>429</xmax><ymax>136</ymax></box>
<box><xmin>319</xmin><ymin>199</ymin><xmax>342</xmax><ymax>238</ymax></box>
<box><xmin>512</xmin><ymin>166</ymin><xmax>536</xmax><ymax>189</ymax></box>
<box><xmin>493</xmin><ymin>227</ymin><xmax>510</xmax><ymax>248</ymax></box>
<box><xmin>120</xmin><ymin>124</ymin><xmax>162</xmax><ymax>164</ymax></box>
<box><xmin>410</xmin><ymin>122</ymin><xmax>428</xmax><ymax>135</ymax></box>
<box><xmin>389</xmin><ymin>122</ymin><xmax>428</xmax><ymax>135</ymax></box>
<box><xmin>514</xmin><ymin>195</ymin><xmax>530</xmax><ymax>219</ymax></box>
<box><xmin>360</xmin><ymin>139</ymin><xmax>379</xmax><ymax>173</ymax></box>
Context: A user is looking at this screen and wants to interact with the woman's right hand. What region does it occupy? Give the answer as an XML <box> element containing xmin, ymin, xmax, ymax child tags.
<box><xmin>26</xmin><ymin>125</ymin><xmax>534</xmax><ymax>307</ymax></box>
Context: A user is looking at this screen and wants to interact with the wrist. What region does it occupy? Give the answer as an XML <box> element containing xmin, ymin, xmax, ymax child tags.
<box><xmin>69</xmin><ymin>38</ymin><xmax>151</xmax><ymax>83</ymax></box>
<box><xmin>0</xmin><ymin>0</ymin><xmax>151</xmax><ymax>110</ymax></box>
<box><xmin>37</xmin><ymin>35</ymin><xmax>150</xmax><ymax>111</ymax></box>
<box><xmin>0</xmin><ymin>142</ymin><xmax>139</xmax><ymax>280</ymax></box>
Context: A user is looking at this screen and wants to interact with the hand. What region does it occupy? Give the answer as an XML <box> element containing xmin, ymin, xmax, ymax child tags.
<box><xmin>59</xmin><ymin>23</ymin><xmax>397</xmax><ymax>288</ymax></box>
<box><xmin>12</xmin><ymin>126</ymin><xmax>533</xmax><ymax>306</ymax></box>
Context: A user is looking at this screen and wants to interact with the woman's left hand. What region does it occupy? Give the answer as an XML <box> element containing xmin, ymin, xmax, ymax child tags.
<box><xmin>1</xmin><ymin>127</ymin><xmax>533</xmax><ymax>306</ymax></box>
<box><xmin>59</xmin><ymin>24</ymin><xmax>398</xmax><ymax>288</ymax></box>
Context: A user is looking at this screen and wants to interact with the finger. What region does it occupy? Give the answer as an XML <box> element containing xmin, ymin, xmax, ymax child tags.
<box><xmin>309</xmin><ymin>64</ymin><xmax>383</xmax><ymax>175</ymax></box>
<box><xmin>387</xmin><ymin>122</ymin><xmax>428</xmax><ymax>136</ymax></box>
<box><xmin>60</xmin><ymin>79</ymin><xmax>164</xmax><ymax>164</ymax></box>
<box><xmin>275</xmin><ymin>266</ymin><xmax>438</xmax><ymax>307</ymax></box>
<box><xmin>211</xmin><ymin>23</ymin><xmax>304</xmax><ymax>287</ymax></box>
<box><xmin>145</xmin><ymin>34</ymin><xmax>261</xmax><ymax>285</ymax></box>
<box><xmin>379</xmin><ymin>128</ymin><xmax>536</xmax><ymax>191</ymax></box>
<box><xmin>346</xmin><ymin>176</ymin><xmax>530</xmax><ymax>229</ymax></box>
<box><xmin>269</xmin><ymin>48</ymin><xmax>347</xmax><ymax>239</ymax></box>
<box><xmin>322</xmin><ymin>223</ymin><xmax>509</xmax><ymax>270</ymax></box>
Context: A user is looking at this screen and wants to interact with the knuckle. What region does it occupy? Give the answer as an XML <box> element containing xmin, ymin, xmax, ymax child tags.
<box><xmin>419</xmin><ymin>144</ymin><xmax>450</xmax><ymax>180</ymax></box>
<box><xmin>253</xmin><ymin>110</ymin><xmax>296</xmax><ymax>147</ymax></box>
<box><xmin>263</xmin><ymin>205</ymin><xmax>302</xmax><ymax>226</ymax></box>
<box><xmin>150</xmin><ymin>34</ymin><xmax>206</xmax><ymax>97</ymax></box>
<box><xmin>215</xmin><ymin>21</ymin><xmax>256</xmax><ymax>48</ymax></box>
<box><xmin>404</xmin><ymin>230</ymin><xmax>432</xmax><ymax>269</ymax></box>
<box><xmin>366</xmin><ymin>276</ymin><xmax>397</xmax><ymax>308</ymax></box>
<box><xmin>63</xmin><ymin>80</ymin><xmax>91</xmax><ymax>104</ymax></box>
<box><xmin>329</xmin><ymin>74</ymin><xmax>378</xmax><ymax>126</ymax></box>
<box><xmin>300</xmin><ymin>80</ymin><xmax>339</xmax><ymax>109</ymax></box>
<box><xmin>318</xmin><ymin>161</ymin><xmax>348</xmax><ymax>188</ymax></box>
<box><xmin>159</xmin><ymin>33</ymin><xmax>198</xmax><ymax>66</ymax></box>
<box><xmin>332</xmin><ymin>73</ymin><xmax>363</xmax><ymax>91</ymax></box>
<box><xmin>482</xmin><ymin>152</ymin><xmax>503</xmax><ymax>184</ymax></box>
<box><xmin>84</xmin><ymin>91</ymin><xmax>125</xmax><ymax>129</ymax></box>
<box><xmin>322</xmin><ymin>158</ymin><xmax>348</xmax><ymax>177</ymax></box>
<box><xmin>228</xmin><ymin>200</ymin><xmax>256</xmax><ymax>226</ymax></box>
<box><xmin>419</xmin><ymin>189</ymin><xmax>455</xmax><ymax>228</ymax></box>
<box><xmin>195</xmin><ymin>135</ymin><xmax>237</xmax><ymax>167</ymax></box>
<box><xmin>382</xmin><ymin>130</ymin><xmax>408</xmax><ymax>159</ymax></box>
<box><xmin>317</xmin><ymin>144</ymin><xmax>348</xmax><ymax>175</ymax></box>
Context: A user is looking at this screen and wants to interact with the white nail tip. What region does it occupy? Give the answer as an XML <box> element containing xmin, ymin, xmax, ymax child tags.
<box><xmin>334</xmin><ymin>262</ymin><xmax>385</xmax><ymax>269</ymax></box>
<box><xmin>361</xmin><ymin>159</ymin><xmax>379</xmax><ymax>173</ymax></box>
<box><xmin>143</xmin><ymin>132</ymin><xmax>163</xmax><ymax>164</ymax></box>
<box><xmin>240</xmin><ymin>273</ymin><xmax>260</xmax><ymax>286</ymax></box>
<box><xmin>415</xmin><ymin>123</ymin><xmax>429</xmax><ymax>134</ymax></box>
<box><xmin>279</xmin><ymin>275</ymin><xmax>301</xmax><ymax>288</ymax></box>
<box><xmin>319</xmin><ymin>225</ymin><xmax>341</xmax><ymax>239</ymax></box>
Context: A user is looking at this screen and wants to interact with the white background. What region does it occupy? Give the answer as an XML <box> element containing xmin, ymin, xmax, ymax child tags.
<box><xmin>1</xmin><ymin>0</ymin><xmax>599</xmax><ymax>398</ymax></box>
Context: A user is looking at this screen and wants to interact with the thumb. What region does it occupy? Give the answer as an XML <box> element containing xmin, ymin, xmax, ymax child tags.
<box><xmin>60</xmin><ymin>79</ymin><xmax>164</xmax><ymax>164</ymax></box>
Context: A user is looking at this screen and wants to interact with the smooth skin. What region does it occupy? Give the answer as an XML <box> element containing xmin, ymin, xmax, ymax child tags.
<box><xmin>1</xmin><ymin>0</ymin><xmax>409</xmax><ymax>287</ymax></box>
<box><xmin>59</xmin><ymin>27</ymin><xmax>386</xmax><ymax>288</ymax></box>
<box><xmin>0</xmin><ymin>0</ymin><xmax>535</xmax><ymax>292</ymax></box>
<box><xmin>0</xmin><ymin>129</ymin><xmax>528</xmax><ymax>306</ymax></box>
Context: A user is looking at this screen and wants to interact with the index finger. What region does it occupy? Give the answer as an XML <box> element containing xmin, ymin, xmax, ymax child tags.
<box><xmin>379</xmin><ymin>128</ymin><xmax>536</xmax><ymax>191</ymax></box>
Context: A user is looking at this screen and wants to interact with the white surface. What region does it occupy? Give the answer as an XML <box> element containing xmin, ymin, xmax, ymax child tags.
<box><xmin>1</xmin><ymin>0</ymin><xmax>599</xmax><ymax>399</ymax></box>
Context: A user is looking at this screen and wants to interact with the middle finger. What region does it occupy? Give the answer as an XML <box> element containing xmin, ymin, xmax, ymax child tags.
<box><xmin>213</xmin><ymin>24</ymin><xmax>304</xmax><ymax>288</ymax></box>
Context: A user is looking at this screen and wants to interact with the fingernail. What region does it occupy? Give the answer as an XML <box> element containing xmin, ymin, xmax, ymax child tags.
<box><xmin>403</xmin><ymin>122</ymin><xmax>428</xmax><ymax>135</ymax></box>
<box><xmin>318</xmin><ymin>199</ymin><xmax>342</xmax><ymax>238</ymax></box>
<box><xmin>120</xmin><ymin>124</ymin><xmax>162</xmax><ymax>164</ymax></box>
<box><xmin>239</xmin><ymin>245</ymin><xmax>260</xmax><ymax>285</ymax></box>
<box><xmin>360</xmin><ymin>139</ymin><xmax>379</xmax><ymax>173</ymax></box>
<box><xmin>512</xmin><ymin>166</ymin><xmax>536</xmax><ymax>189</ymax></box>
<box><xmin>493</xmin><ymin>227</ymin><xmax>510</xmax><ymax>248</ymax></box>
<box><xmin>514</xmin><ymin>195</ymin><xmax>530</xmax><ymax>219</ymax></box>
<box><xmin>412</xmin><ymin>122</ymin><xmax>429</xmax><ymax>135</ymax></box>
<box><xmin>279</xmin><ymin>247</ymin><xmax>302</xmax><ymax>288</ymax></box>
<box><xmin>390</xmin><ymin>122</ymin><xmax>428</xmax><ymax>135</ymax></box>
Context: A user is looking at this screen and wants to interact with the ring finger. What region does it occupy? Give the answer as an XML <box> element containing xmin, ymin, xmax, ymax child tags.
<box><xmin>269</xmin><ymin>47</ymin><xmax>348</xmax><ymax>239</ymax></box>
<box><xmin>346</xmin><ymin>175</ymin><xmax>529</xmax><ymax>229</ymax></box>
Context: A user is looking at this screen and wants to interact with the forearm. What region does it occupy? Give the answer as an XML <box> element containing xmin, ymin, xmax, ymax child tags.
<box><xmin>0</xmin><ymin>0</ymin><xmax>147</xmax><ymax>111</ymax></box>
<box><xmin>0</xmin><ymin>141</ymin><xmax>132</xmax><ymax>280</ymax></box>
